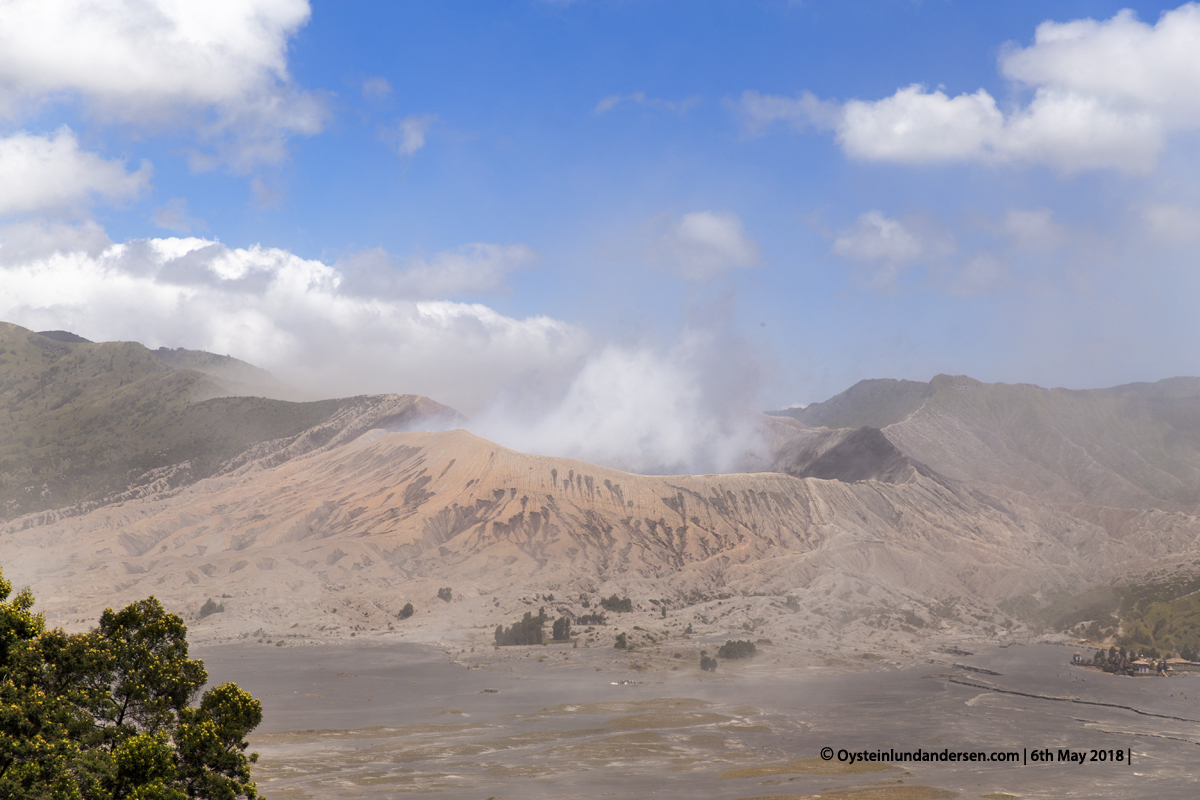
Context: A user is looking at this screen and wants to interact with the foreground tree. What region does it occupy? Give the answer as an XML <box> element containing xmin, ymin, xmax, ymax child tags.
<box><xmin>0</xmin><ymin>567</ymin><xmax>263</xmax><ymax>799</ymax></box>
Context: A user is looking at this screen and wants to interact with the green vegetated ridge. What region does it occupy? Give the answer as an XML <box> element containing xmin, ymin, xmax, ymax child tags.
<box><xmin>0</xmin><ymin>322</ymin><xmax>450</xmax><ymax>522</ymax></box>
<box><xmin>1030</xmin><ymin>573</ymin><xmax>1200</xmax><ymax>658</ymax></box>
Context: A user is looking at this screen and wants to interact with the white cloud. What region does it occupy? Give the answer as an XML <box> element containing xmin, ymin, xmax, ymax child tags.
<box><xmin>0</xmin><ymin>0</ymin><xmax>325</xmax><ymax>170</ymax></box>
<box><xmin>746</xmin><ymin>3</ymin><xmax>1200</xmax><ymax>173</ymax></box>
<box><xmin>836</xmin><ymin>84</ymin><xmax>1160</xmax><ymax>173</ymax></box>
<box><xmin>837</xmin><ymin>86</ymin><xmax>1003</xmax><ymax>163</ymax></box>
<box><xmin>0</xmin><ymin>227</ymin><xmax>587</xmax><ymax>414</ymax></box>
<box><xmin>831</xmin><ymin>211</ymin><xmax>954</xmax><ymax>291</ymax></box>
<box><xmin>0</xmin><ymin>220</ymin><xmax>109</xmax><ymax>265</ymax></box>
<box><xmin>0</xmin><ymin>127</ymin><xmax>150</xmax><ymax>214</ymax></box>
<box><xmin>1000</xmin><ymin>6</ymin><xmax>1200</xmax><ymax>127</ymax></box>
<box><xmin>593</xmin><ymin>92</ymin><xmax>701</xmax><ymax>115</ymax></box>
<box><xmin>649</xmin><ymin>211</ymin><xmax>761</xmax><ymax>281</ymax></box>
<box><xmin>394</xmin><ymin>114</ymin><xmax>437</xmax><ymax>157</ymax></box>
<box><xmin>338</xmin><ymin>243</ymin><xmax>538</xmax><ymax>299</ymax></box>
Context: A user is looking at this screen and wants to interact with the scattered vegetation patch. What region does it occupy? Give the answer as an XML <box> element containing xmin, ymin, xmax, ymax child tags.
<box><xmin>495</xmin><ymin>608</ymin><xmax>549</xmax><ymax>646</ymax></box>
<box><xmin>1030</xmin><ymin>574</ymin><xmax>1200</xmax><ymax>658</ymax></box>
<box><xmin>601</xmin><ymin>595</ymin><xmax>633</xmax><ymax>613</ymax></box>
<box><xmin>577</xmin><ymin>613</ymin><xmax>606</xmax><ymax>625</ymax></box>
<box><xmin>198</xmin><ymin>597</ymin><xmax>225</xmax><ymax>618</ymax></box>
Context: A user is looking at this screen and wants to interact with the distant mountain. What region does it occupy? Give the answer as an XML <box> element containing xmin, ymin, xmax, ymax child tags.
<box><xmin>36</xmin><ymin>330</ymin><xmax>92</xmax><ymax>344</ymax></box>
<box><xmin>0</xmin><ymin>322</ymin><xmax>463</xmax><ymax>521</ymax></box>
<box><xmin>151</xmin><ymin>346</ymin><xmax>307</xmax><ymax>402</ymax></box>
<box><xmin>770</xmin><ymin>378</ymin><xmax>932</xmax><ymax>430</ymax></box>
<box><xmin>770</xmin><ymin>374</ymin><xmax>1200</xmax><ymax>514</ymax></box>
<box><xmin>5</xmin><ymin>328</ymin><xmax>1200</xmax><ymax>653</ymax></box>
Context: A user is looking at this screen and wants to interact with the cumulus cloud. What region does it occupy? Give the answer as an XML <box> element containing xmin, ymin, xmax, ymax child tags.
<box><xmin>744</xmin><ymin>3</ymin><xmax>1200</xmax><ymax>173</ymax></box>
<box><xmin>0</xmin><ymin>127</ymin><xmax>150</xmax><ymax>215</ymax></box>
<box><xmin>593</xmin><ymin>92</ymin><xmax>701</xmax><ymax>115</ymax></box>
<box><xmin>0</xmin><ymin>227</ymin><xmax>586</xmax><ymax>414</ymax></box>
<box><xmin>831</xmin><ymin>211</ymin><xmax>954</xmax><ymax>291</ymax></box>
<box><xmin>337</xmin><ymin>243</ymin><xmax>538</xmax><ymax>299</ymax></box>
<box><xmin>0</xmin><ymin>0</ymin><xmax>325</xmax><ymax>170</ymax></box>
<box><xmin>649</xmin><ymin>211</ymin><xmax>761</xmax><ymax>281</ymax></box>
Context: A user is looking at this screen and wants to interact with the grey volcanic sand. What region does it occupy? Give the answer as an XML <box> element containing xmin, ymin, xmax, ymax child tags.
<box><xmin>194</xmin><ymin>641</ymin><xmax>1200</xmax><ymax>799</ymax></box>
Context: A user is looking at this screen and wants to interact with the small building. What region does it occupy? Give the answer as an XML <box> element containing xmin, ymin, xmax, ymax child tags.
<box><xmin>1131</xmin><ymin>659</ymin><xmax>1152</xmax><ymax>675</ymax></box>
<box><xmin>1072</xmin><ymin>651</ymin><xmax>1084</xmax><ymax>664</ymax></box>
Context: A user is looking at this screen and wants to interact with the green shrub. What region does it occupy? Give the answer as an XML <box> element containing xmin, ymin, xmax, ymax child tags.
<box><xmin>552</xmin><ymin>616</ymin><xmax>572</xmax><ymax>641</ymax></box>
<box><xmin>0</xmin><ymin>567</ymin><xmax>263</xmax><ymax>799</ymax></box>
<box><xmin>495</xmin><ymin>609</ymin><xmax>548</xmax><ymax>646</ymax></box>
<box><xmin>577</xmin><ymin>613</ymin><xmax>606</xmax><ymax>625</ymax></box>
<box><xmin>198</xmin><ymin>598</ymin><xmax>225</xmax><ymax>618</ymax></box>
<box><xmin>614</xmin><ymin>632</ymin><xmax>628</xmax><ymax>649</ymax></box>
<box><xmin>716</xmin><ymin>639</ymin><xmax>757</xmax><ymax>660</ymax></box>
<box><xmin>398</xmin><ymin>603</ymin><xmax>414</xmax><ymax>619</ymax></box>
<box><xmin>600</xmin><ymin>595</ymin><xmax>633</xmax><ymax>612</ymax></box>
<box><xmin>437</xmin><ymin>587</ymin><xmax>452</xmax><ymax>602</ymax></box>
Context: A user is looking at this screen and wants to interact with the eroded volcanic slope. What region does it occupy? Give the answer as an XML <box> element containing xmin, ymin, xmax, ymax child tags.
<box><xmin>774</xmin><ymin>374</ymin><xmax>1200</xmax><ymax>514</ymax></box>
<box><xmin>0</xmin><ymin>322</ymin><xmax>462</xmax><ymax>520</ymax></box>
<box><xmin>7</xmin><ymin>427</ymin><xmax>1191</xmax><ymax>643</ymax></box>
<box><xmin>6</xmin><ymin>325</ymin><xmax>1200</xmax><ymax>650</ymax></box>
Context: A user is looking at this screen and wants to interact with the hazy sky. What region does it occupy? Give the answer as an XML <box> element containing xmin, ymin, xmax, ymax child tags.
<box><xmin>1</xmin><ymin>1</ymin><xmax>1198</xmax><ymax>462</ymax></box>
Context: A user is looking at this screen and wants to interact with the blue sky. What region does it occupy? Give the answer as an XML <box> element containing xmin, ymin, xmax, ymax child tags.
<box><xmin>1</xmin><ymin>1</ymin><xmax>1198</xmax><ymax>469</ymax></box>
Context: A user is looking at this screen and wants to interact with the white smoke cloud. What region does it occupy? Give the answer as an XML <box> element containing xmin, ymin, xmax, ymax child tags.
<box><xmin>0</xmin><ymin>224</ymin><xmax>586</xmax><ymax>414</ymax></box>
<box><xmin>472</xmin><ymin>335</ymin><xmax>766</xmax><ymax>476</ymax></box>
<box><xmin>0</xmin><ymin>0</ymin><xmax>325</xmax><ymax>170</ymax></box>
<box><xmin>741</xmin><ymin>3</ymin><xmax>1200</xmax><ymax>174</ymax></box>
